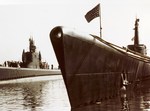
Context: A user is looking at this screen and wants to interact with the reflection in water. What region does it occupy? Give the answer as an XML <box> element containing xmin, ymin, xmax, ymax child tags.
<box><xmin>71</xmin><ymin>81</ymin><xmax>150</xmax><ymax>111</ymax></box>
<box><xmin>138</xmin><ymin>80</ymin><xmax>150</xmax><ymax>110</ymax></box>
<box><xmin>0</xmin><ymin>76</ymin><xmax>150</xmax><ymax>111</ymax></box>
<box><xmin>71</xmin><ymin>104</ymin><xmax>101</xmax><ymax>111</ymax></box>
<box><xmin>120</xmin><ymin>93</ymin><xmax>129</xmax><ymax>111</ymax></box>
<box><xmin>0</xmin><ymin>75</ymin><xmax>70</xmax><ymax>111</ymax></box>
<box><xmin>71</xmin><ymin>93</ymin><xmax>130</xmax><ymax>111</ymax></box>
<box><xmin>22</xmin><ymin>82</ymin><xmax>45</xmax><ymax>111</ymax></box>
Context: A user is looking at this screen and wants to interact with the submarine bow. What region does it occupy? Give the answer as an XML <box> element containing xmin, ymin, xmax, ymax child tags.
<box><xmin>50</xmin><ymin>26</ymin><xmax>129</xmax><ymax>107</ymax></box>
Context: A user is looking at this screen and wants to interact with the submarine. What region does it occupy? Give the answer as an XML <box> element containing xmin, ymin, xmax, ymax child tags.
<box><xmin>0</xmin><ymin>38</ymin><xmax>60</xmax><ymax>80</ymax></box>
<box><xmin>50</xmin><ymin>18</ymin><xmax>150</xmax><ymax>108</ymax></box>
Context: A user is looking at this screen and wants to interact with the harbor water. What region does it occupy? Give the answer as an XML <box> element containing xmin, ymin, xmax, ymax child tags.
<box><xmin>0</xmin><ymin>75</ymin><xmax>150</xmax><ymax>111</ymax></box>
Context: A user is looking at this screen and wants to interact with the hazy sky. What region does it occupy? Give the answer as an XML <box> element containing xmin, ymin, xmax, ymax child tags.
<box><xmin>0</xmin><ymin>0</ymin><xmax>150</xmax><ymax>67</ymax></box>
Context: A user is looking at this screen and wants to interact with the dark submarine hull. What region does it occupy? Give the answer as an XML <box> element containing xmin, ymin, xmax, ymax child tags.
<box><xmin>0</xmin><ymin>67</ymin><xmax>61</xmax><ymax>80</ymax></box>
<box><xmin>50</xmin><ymin>26</ymin><xmax>150</xmax><ymax>108</ymax></box>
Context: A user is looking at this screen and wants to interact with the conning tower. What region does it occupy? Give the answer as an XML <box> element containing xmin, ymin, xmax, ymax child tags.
<box><xmin>127</xmin><ymin>18</ymin><xmax>147</xmax><ymax>55</ymax></box>
<box><xmin>4</xmin><ymin>38</ymin><xmax>49</xmax><ymax>69</ymax></box>
<box><xmin>22</xmin><ymin>38</ymin><xmax>42</xmax><ymax>68</ymax></box>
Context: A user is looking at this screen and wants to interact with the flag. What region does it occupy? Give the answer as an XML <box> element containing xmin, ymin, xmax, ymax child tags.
<box><xmin>85</xmin><ymin>4</ymin><xmax>100</xmax><ymax>23</ymax></box>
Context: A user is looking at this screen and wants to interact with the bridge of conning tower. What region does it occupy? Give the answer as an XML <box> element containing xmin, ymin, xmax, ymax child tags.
<box><xmin>127</xmin><ymin>18</ymin><xmax>147</xmax><ymax>55</ymax></box>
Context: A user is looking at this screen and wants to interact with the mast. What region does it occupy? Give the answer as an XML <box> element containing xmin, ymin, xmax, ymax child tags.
<box><xmin>134</xmin><ymin>18</ymin><xmax>139</xmax><ymax>46</ymax></box>
<box><xmin>29</xmin><ymin>38</ymin><xmax>36</xmax><ymax>52</ymax></box>
<box><xmin>128</xmin><ymin>18</ymin><xmax>147</xmax><ymax>55</ymax></box>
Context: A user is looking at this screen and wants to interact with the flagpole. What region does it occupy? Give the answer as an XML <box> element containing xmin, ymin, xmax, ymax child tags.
<box><xmin>85</xmin><ymin>3</ymin><xmax>102</xmax><ymax>38</ymax></box>
<box><xmin>99</xmin><ymin>3</ymin><xmax>102</xmax><ymax>38</ymax></box>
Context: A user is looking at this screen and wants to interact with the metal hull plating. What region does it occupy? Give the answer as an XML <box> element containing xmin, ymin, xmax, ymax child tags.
<box><xmin>50</xmin><ymin>26</ymin><xmax>150</xmax><ymax>108</ymax></box>
<box><xmin>0</xmin><ymin>67</ymin><xmax>61</xmax><ymax>80</ymax></box>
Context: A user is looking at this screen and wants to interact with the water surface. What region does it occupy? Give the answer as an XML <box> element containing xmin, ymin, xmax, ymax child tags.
<box><xmin>0</xmin><ymin>75</ymin><xmax>70</xmax><ymax>111</ymax></box>
<box><xmin>0</xmin><ymin>75</ymin><xmax>150</xmax><ymax>111</ymax></box>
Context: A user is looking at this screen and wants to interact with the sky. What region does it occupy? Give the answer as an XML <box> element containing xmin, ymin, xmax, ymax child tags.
<box><xmin>0</xmin><ymin>0</ymin><xmax>150</xmax><ymax>67</ymax></box>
